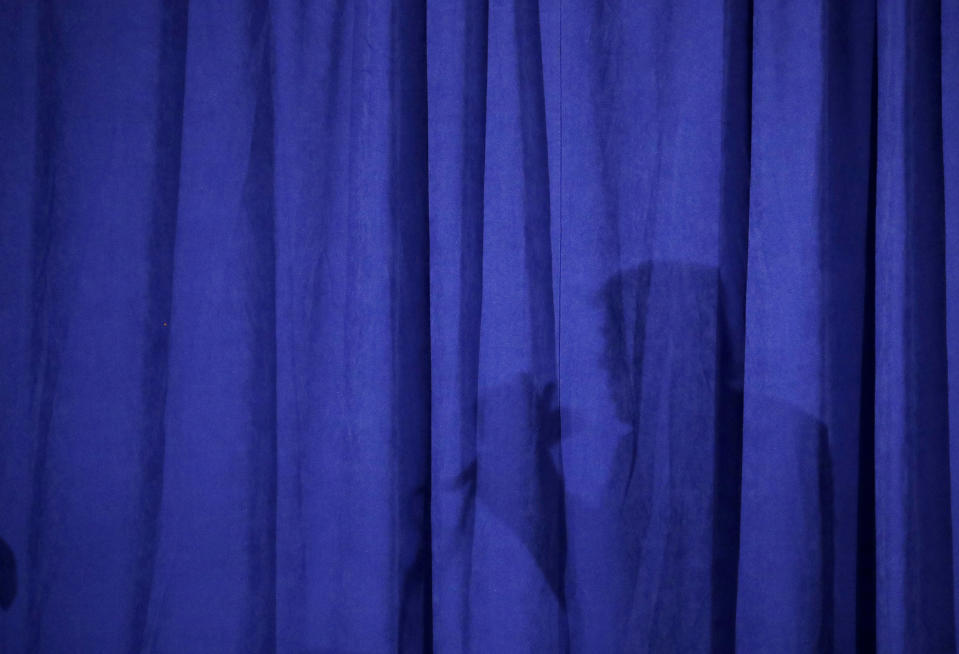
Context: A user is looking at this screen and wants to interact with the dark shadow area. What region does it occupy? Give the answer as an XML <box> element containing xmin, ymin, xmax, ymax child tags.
<box><xmin>599</xmin><ymin>263</ymin><xmax>835</xmax><ymax>651</ymax></box>
<box><xmin>452</xmin><ymin>260</ymin><xmax>744</xmax><ymax>649</ymax></box>
<box><xmin>0</xmin><ymin>537</ymin><xmax>16</xmax><ymax>610</ymax></box>
<box><xmin>390</xmin><ymin>0</ymin><xmax>432</xmax><ymax>649</ymax></box>
<box><xmin>819</xmin><ymin>1</ymin><xmax>877</xmax><ymax>650</ymax></box>
<box><xmin>715</xmin><ymin>0</ymin><xmax>751</xmax><ymax>651</ymax></box>
<box><xmin>855</xmin><ymin>17</ymin><xmax>878</xmax><ymax>654</ymax></box>
<box><xmin>599</xmin><ymin>261</ymin><xmax>739</xmax><ymax>651</ymax></box>
<box><xmin>818</xmin><ymin>423</ymin><xmax>836</xmax><ymax>653</ymax></box>
<box><xmin>452</xmin><ymin>259</ymin><xmax>848</xmax><ymax>650</ymax></box>
<box><xmin>902</xmin><ymin>0</ymin><xmax>955</xmax><ymax>650</ymax></box>
<box><xmin>599</xmin><ymin>266</ymin><xmax>652</xmax><ymax>511</ymax></box>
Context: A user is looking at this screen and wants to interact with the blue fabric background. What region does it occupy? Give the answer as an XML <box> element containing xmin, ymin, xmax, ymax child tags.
<box><xmin>1</xmin><ymin>1</ymin><xmax>957</xmax><ymax>652</ymax></box>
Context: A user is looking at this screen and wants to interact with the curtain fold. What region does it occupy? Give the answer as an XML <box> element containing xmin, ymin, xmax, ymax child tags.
<box><xmin>0</xmin><ymin>1</ymin><xmax>957</xmax><ymax>652</ymax></box>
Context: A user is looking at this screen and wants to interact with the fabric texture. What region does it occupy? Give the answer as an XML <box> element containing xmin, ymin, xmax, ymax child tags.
<box><xmin>1</xmin><ymin>1</ymin><xmax>957</xmax><ymax>652</ymax></box>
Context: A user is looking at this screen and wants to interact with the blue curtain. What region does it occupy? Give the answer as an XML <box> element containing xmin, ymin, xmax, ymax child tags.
<box><xmin>1</xmin><ymin>1</ymin><xmax>958</xmax><ymax>652</ymax></box>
